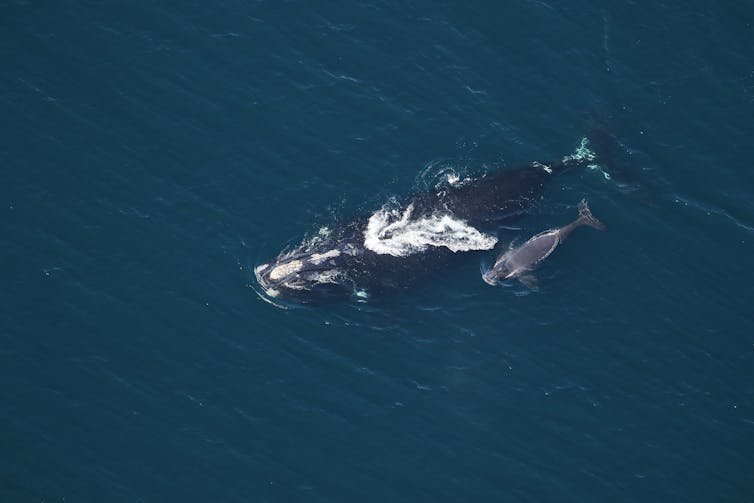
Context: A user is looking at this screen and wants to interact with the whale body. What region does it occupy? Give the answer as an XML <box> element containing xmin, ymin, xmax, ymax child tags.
<box><xmin>482</xmin><ymin>199</ymin><xmax>605</xmax><ymax>288</ymax></box>
<box><xmin>255</xmin><ymin>139</ymin><xmax>598</xmax><ymax>303</ymax></box>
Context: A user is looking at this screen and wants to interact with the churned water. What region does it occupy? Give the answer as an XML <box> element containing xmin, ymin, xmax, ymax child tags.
<box><xmin>2</xmin><ymin>1</ymin><xmax>753</xmax><ymax>501</ymax></box>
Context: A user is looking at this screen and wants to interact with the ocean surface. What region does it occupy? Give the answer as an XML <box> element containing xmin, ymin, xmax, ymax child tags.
<box><xmin>2</xmin><ymin>1</ymin><xmax>754</xmax><ymax>501</ymax></box>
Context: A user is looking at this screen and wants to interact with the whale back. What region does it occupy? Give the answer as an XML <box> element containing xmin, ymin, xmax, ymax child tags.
<box><xmin>431</xmin><ymin>163</ymin><xmax>557</xmax><ymax>227</ymax></box>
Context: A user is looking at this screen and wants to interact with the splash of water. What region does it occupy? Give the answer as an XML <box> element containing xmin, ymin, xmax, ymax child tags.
<box><xmin>363</xmin><ymin>203</ymin><xmax>498</xmax><ymax>257</ymax></box>
<box><xmin>562</xmin><ymin>137</ymin><xmax>597</xmax><ymax>164</ymax></box>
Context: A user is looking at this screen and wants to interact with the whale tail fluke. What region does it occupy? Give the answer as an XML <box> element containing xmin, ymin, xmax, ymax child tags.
<box><xmin>577</xmin><ymin>199</ymin><xmax>606</xmax><ymax>231</ymax></box>
<box><xmin>584</xmin><ymin>114</ymin><xmax>649</xmax><ymax>196</ymax></box>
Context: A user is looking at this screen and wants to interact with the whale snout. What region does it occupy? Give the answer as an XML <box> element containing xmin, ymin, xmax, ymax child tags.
<box><xmin>482</xmin><ymin>270</ymin><xmax>500</xmax><ymax>286</ymax></box>
<box><xmin>254</xmin><ymin>261</ymin><xmax>302</xmax><ymax>297</ymax></box>
<box><xmin>481</xmin><ymin>261</ymin><xmax>512</xmax><ymax>286</ymax></box>
<box><xmin>254</xmin><ymin>248</ymin><xmax>353</xmax><ymax>301</ymax></box>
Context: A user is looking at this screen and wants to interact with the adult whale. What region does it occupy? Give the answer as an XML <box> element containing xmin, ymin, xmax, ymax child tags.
<box><xmin>255</xmin><ymin>139</ymin><xmax>599</xmax><ymax>303</ymax></box>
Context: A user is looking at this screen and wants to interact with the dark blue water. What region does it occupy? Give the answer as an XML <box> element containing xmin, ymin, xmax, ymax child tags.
<box><xmin>3</xmin><ymin>1</ymin><xmax>754</xmax><ymax>501</ymax></box>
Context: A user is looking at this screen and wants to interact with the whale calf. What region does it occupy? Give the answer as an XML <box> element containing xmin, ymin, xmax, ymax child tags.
<box><xmin>255</xmin><ymin>139</ymin><xmax>600</xmax><ymax>303</ymax></box>
<box><xmin>482</xmin><ymin>199</ymin><xmax>605</xmax><ymax>288</ymax></box>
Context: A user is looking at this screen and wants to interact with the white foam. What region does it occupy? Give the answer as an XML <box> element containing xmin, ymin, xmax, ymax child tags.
<box><xmin>588</xmin><ymin>163</ymin><xmax>612</xmax><ymax>180</ymax></box>
<box><xmin>562</xmin><ymin>137</ymin><xmax>596</xmax><ymax>164</ymax></box>
<box><xmin>531</xmin><ymin>161</ymin><xmax>553</xmax><ymax>174</ymax></box>
<box><xmin>363</xmin><ymin>203</ymin><xmax>498</xmax><ymax>257</ymax></box>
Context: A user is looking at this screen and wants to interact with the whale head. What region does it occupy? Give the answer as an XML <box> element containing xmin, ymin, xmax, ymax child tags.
<box><xmin>481</xmin><ymin>259</ymin><xmax>514</xmax><ymax>286</ymax></box>
<box><xmin>254</xmin><ymin>246</ymin><xmax>358</xmax><ymax>302</ymax></box>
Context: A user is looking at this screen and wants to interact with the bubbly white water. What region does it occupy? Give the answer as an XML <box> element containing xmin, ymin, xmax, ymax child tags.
<box><xmin>562</xmin><ymin>137</ymin><xmax>596</xmax><ymax>164</ymax></box>
<box><xmin>363</xmin><ymin>203</ymin><xmax>498</xmax><ymax>257</ymax></box>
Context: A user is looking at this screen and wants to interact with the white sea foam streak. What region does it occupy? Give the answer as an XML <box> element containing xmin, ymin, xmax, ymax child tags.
<box><xmin>363</xmin><ymin>203</ymin><xmax>497</xmax><ymax>257</ymax></box>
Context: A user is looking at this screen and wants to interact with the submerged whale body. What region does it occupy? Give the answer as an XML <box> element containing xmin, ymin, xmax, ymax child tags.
<box><xmin>255</xmin><ymin>140</ymin><xmax>598</xmax><ymax>303</ymax></box>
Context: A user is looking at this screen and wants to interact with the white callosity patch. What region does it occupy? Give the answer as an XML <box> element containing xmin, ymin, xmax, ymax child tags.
<box><xmin>363</xmin><ymin>203</ymin><xmax>498</xmax><ymax>257</ymax></box>
<box><xmin>268</xmin><ymin>259</ymin><xmax>303</xmax><ymax>280</ymax></box>
<box><xmin>308</xmin><ymin>249</ymin><xmax>341</xmax><ymax>264</ymax></box>
<box><xmin>308</xmin><ymin>269</ymin><xmax>341</xmax><ymax>283</ymax></box>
